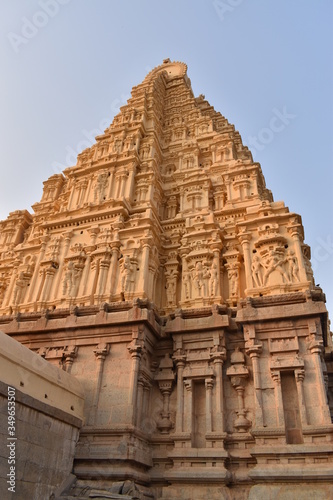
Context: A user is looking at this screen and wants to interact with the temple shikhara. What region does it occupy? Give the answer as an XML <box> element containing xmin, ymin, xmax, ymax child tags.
<box><xmin>0</xmin><ymin>60</ymin><xmax>333</xmax><ymax>499</ymax></box>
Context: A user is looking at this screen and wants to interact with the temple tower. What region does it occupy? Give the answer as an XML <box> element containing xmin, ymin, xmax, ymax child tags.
<box><xmin>0</xmin><ymin>60</ymin><xmax>332</xmax><ymax>499</ymax></box>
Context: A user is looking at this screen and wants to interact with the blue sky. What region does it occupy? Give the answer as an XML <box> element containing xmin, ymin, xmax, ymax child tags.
<box><xmin>1</xmin><ymin>0</ymin><xmax>332</xmax><ymax>317</ymax></box>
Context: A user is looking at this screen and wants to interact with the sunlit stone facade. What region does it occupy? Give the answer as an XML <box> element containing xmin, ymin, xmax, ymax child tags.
<box><xmin>0</xmin><ymin>60</ymin><xmax>332</xmax><ymax>499</ymax></box>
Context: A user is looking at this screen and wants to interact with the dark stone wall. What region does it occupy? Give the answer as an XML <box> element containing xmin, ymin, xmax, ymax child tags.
<box><xmin>0</xmin><ymin>382</ymin><xmax>81</xmax><ymax>500</ymax></box>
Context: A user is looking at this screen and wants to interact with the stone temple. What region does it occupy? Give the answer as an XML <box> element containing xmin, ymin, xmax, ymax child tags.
<box><xmin>0</xmin><ymin>60</ymin><xmax>333</xmax><ymax>499</ymax></box>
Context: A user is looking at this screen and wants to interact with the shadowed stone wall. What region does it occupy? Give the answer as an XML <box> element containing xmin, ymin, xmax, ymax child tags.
<box><xmin>0</xmin><ymin>331</ymin><xmax>84</xmax><ymax>500</ymax></box>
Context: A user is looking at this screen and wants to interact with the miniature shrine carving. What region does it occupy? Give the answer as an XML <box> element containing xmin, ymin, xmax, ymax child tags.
<box><xmin>0</xmin><ymin>60</ymin><xmax>332</xmax><ymax>500</ymax></box>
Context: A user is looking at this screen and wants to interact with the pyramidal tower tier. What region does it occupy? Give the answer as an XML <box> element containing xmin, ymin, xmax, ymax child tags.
<box><xmin>0</xmin><ymin>59</ymin><xmax>316</xmax><ymax>312</ymax></box>
<box><xmin>0</xmin><ymin>61</ymin><xmax>332</xmax><ymax>500</ymax></box>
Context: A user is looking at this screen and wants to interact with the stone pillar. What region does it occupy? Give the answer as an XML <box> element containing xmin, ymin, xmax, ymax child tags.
<box><xmin>124</xmin><ymin>164</ymin><xmax>136</xmax><ymax>200</ymax></box>
<box><xmin>53</xmin><ymin>231</ymin><xmax>73</xmax><ymax>299</ymax></box>
<box><xmin>225</xmin><ymin>179</ymin><xmax>232</xmax><ymax>202</ymax></box>
<box><xmin>35</xmin><ymin>269</ymin><xmax>46</xmax><ymax>304</ymax></box>
<box><xmin>142</xmin><ymin>380</ymin><xmax>151</xmax><ymax>423</ymax></box>
<box><xmin>40</xmin><ymin>266</ymin><xmax>57</xmax><ymax>303</ymax></box>
<box><xmin>63</xmin><ymin>346</ymin><xmax>77</xmax><ymax>374</ymax></box>
<box><xmin>309</xmin><ymin>340</ymin><xmax>331</xmax><ymax>424</ymax></box>
<box><xmin>120</xmin><ymin>173</ymin><xmax>127</xmax><ymax>197</ymax></box>
<box><xmin>90</xmin><ymin>258</ymin><xmax>100</xmax><ymax>304</ymax></box>
<box><xmin>108</xmin><ymin>171</ymin><xmax>115</xmax><ymax>199</ymax></box>
<box><xmin>79</xmin><ymin>179</ymin><xmax>88</xmax><ymax>205</ymax></box>
<box><xmin>179</xmin><ymin>187</ymin><xmax>185</xmax><ymax>212</ymax></box>
<box><xmin>295</xmin><ymin>368</ymin><xmax>308</xmax><ymax>426</ymax></box>
<box><xmin>155</xmin><ymin>354</ymin><xmax>175</xmax><ymax>434</ymax></box>
<box><xmin>127</xmin><ymin>340</ymin><xmax>143</xmax><ymax>425</ymax></box>
<box><xmin>136</xmin><ymin>376</ymin><xmax>145</xmax><ymax>427</ymax></box>
<box><xmin>205</xmin><ymin>378</ymin><xmax>214</xmax><ymax>433</ymax></box>
<box><xmin>67</xmin><ymin>180</ymin><xmax>76</xmax><ymax>210</ymax></box>
<box><xmin>89</xmin><ymin>343</ymin><xmax>110</xmax><ymax>425</ymax></box>
<box><xmin>184</xmin><ymin>379</ymin><xmax>193</xmax><ymax>434</ymax></box>
<box><xmin>238</xmin><ymin>232</ymin><xmax>253</xmax><ymax>290</ymax></box>
<box><xmin>246</xmin><ymin>342</ymin><xmax>264</xmax><ymax>427</ymax></box>
<box><xmin>97</xmin><ymin>254</ymin><xmax>111</xmax><ymax>296</ymax></box>
<box><xmin>84</xmin><ymin>176</ymin><xmax>93</xmax><ymax>204</ymax></box>
<box><xmin>139</xmin><ymin>237</ymin><xmax>152</xmax><ymax>297</ymax></box>
<box><xmin>271</xmin><ymin>371</ymin><xmax>285</xmax><ymax>428</ymax></box>
<box><xmin>211</xmin><ymin>145</ymin><xmax>216</xmax><ymax>164</ymax></box>
<box><xmin>174</xmin><ymin>352</ymin><xmax>186</xmax><ymax>433</ymax></box>
<box><xmin>81</xmin><ymin>254</ymin><xmax>91</xmax><ymax>297</ymax></box>
<box><xmin>211</xmin><ymin>349</ymin><xmax>226</xmax><ymax>432</ymax></box>
<box><xmin>106</xmin><ymin>242</ymin><xmax>121</xmax><ymax>298</ymax></box>
<box><xmin>26</xmin><ymin>235</ymin><xmax>50</xmax><ymax>303</ymax></box>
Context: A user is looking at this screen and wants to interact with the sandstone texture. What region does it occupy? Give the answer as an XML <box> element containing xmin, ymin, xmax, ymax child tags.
<box><xmin>0</xmin><ymin>60</ymin><xmax>332</xmax><ymax>499</ymax></box>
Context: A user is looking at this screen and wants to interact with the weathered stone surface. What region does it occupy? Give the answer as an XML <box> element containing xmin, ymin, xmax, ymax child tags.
<box><xmin>0</xmin><ymin>60</ymin><xmax>332</xmax><ymax>499</ymax></box>
<box><xmin>0</xmin><ymin>332</ymin><xmax>84</xmax><ymax>499</ymax></box>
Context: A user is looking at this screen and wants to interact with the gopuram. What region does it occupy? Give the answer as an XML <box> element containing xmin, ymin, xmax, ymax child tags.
<box><xmin>0</xmin><ymin>60</ymin><xmax>332</xmax><ymax>499</ymax></box>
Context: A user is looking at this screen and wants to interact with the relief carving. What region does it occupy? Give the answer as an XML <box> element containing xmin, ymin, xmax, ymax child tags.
<box><xmin>93</xmin><ymin>171</ymin><xmax>109</xmax><ymax>203</ymax></box>
<box><xmin>120</xmin><ymin>255</ymin><xmax>135</xmax><ymax>293</ymax></box>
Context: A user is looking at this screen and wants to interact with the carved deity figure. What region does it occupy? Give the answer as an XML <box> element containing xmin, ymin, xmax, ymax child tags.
<box><xmin>209</xmin><ymin>262</ymin><xmax>218</xmax><ymax>296</ymax></box>
<box><xmin>63</xmin><ymin>261</ymin><xmax>82</xmax><ymax>297</ymax></box>
<box><xmin>182</xmin><ymin>268</ymin><xmax>192</xmax><ymax>300</ymax></box>
<box><xmin>93</xmin><ymin>171</ymin><xmax>108</xmax><ymax>203</ymax></box>
<box><xmin>166</xmin><ymin>278</ymin><xmax>176</xmax><ymax>306</ymax></box>
<box><xmin>228</xmin><ymin>268</ymin><xmax>239</xmax><ymax>297</ymax></box>
<box><xmin>0</xmin><ymin>279</ymin><xmax>7</xmax><ymax>305</ymax></box>
<box><xmin>121</xmin><ymin>256</ymin><xmax>135</xmax><ymax>293</ymax></box>
<box><xmin>251</xmin><ymin>254</ymin><xmax>263</xmax><ymax>287</ymax></box>
<box><xmin>13</xmin><ymin>272</ymin><xmax>27</xmax><ymax>305</ymax></box>
<box><xmin>193</xmin><ymin>261</ymin><xmax>205</xmax><ymax>297</ymax></box>
<box><xmin>62</xmin><ymin>262</ymin><xmax>74</xmax><ymax>296</ymax></box>
<box><xmin>48</xmin><ymin>237</ymin><xmax>61</xmax><ymax>261</ymax></box>
<box><xmin>286</xmin><ymin>250</ymin><xmax>300</xmax><ymax>282</ymax></box>
<box><xmin>113</xmin><ymin>139</ymin><xmax>123</xmax><ymax>154</ymax></box>
<box><xmin>262</xmin><ymin>249</ymin><xmax>289</xmax><ymax>285</ymax></box>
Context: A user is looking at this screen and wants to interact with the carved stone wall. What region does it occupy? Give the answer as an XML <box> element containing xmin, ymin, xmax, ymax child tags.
<box><xmin>0</xmin><ymin>60</ymin><xmax>332</xmax><ymax>500</ymax></box>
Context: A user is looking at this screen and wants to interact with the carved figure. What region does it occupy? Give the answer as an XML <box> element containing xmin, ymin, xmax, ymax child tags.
<box><xmin>262</xmin><ymin>249</ymin><xmax>289</xmax><ymax>285</ymax></box>
<box><xmin>93</xmin><ymin>172</ymin><xmax>108</xmax><ymax>203</ymax></box>
<box><xmin>193</xmin><ymin>261</ymin><xmax>205</xmax><ymax>297</ymax></box>
<box><xmin>286</xmin><ymin>250</ymin><xmax>300</xmax><ymax>282</ymax></box>
<box><xmin>63</xmin><ymin>262</ymin><xmax>74</xmax><ymax>296</ymax></box>
<box><xmin>209</xmin><ymin>262</ymin><xmax>218</xmax><ymax>296</ymax></box>
<box><xmin>13</xmin><ymin>272</ymin><xmax>26</xmax><ymax>305</ymax></box>
<box><xmin>0</xmin><ymin>279</ymin><xmax>7</xmax><ymax>304</ymax></box>
<box><xmin>166</xmin><ymin>279</ymin><xmax>176</xmax><ymax>305</ymax></box>
<box><xmin>182</xmin><ymin>269</ymin><xmax>191</xmax><ymax>300</ymax></box>
<box><xmin>121</xmin><ymin>256</ymin><xmax>135</xmax><ymax>293</ymax></box>
<box><xmin>251</xmin><ymin>254</ymin><xmax>263</xmax><ymax>287</ymax></box>
<box><xmin>113</xmin><ymin>139</ymin><xmax>123</xmax><ymax>153</ymax></box>
<box><xmin>229</xmin><ymin>268</ymin><xmax>239</xmax><ymax>297</ymax></box>
<box><xmin>48</xmin><ymin>237</ymin><xmax>61</xmax><ymax>261</ymax></box>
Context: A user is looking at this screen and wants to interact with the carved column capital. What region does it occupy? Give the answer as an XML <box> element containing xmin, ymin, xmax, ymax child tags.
<box><xmin>173</xmin><ymin>349</ymin><xmax>186</xmax><ymax>368</ymax></box>
<box><xmin>210</xmin><ymin>346</ymin><xmax>226</xmax><ymax>363</ymax></box>
<box><xmin>295</xmin><ymin>368</ymin><xmax>305</xmax><ymax>383</ymax></box>
<box><xmin>271</xmin><ymin>370</ymin><xmax>281</xmax><ymax>384</ymax></box>
<box><xmin>93</xmin><ymin>342</ymin><xmax>110</xmax><ymax>361</ymax></box>
<box><xmin>127</xmin><ymin>339</ymin><xmax>144</xmax><ymax>359</ymax></box>
<box><xmin>238</xmin><ymin>231</ymin><xmax>252</xmax><ymax>246</ymax></box>
<box><xmin>245</xmin><ymin>340</ymin><xmax>263</xmax><ymax>358</ymax></box>
<box><xmin>184</xmin><ymin>379</ymin><xmax>192</xmax><ymax>392</ymax></box>
<box><xmin>205</xmin><ymin>377</ymin><xmax>214</xmax><ymax>390</ymax></box>
<box><xmin>64</xmin><ymin>345</ymin><xmax>77</xmax><ymax>363</ymax></box>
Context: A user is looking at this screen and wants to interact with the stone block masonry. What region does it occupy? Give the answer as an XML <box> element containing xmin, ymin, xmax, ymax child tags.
<box><xmin>0</xmin><ymin>60</ymin><xmax>332</xmax><ymax>499</ymax></box>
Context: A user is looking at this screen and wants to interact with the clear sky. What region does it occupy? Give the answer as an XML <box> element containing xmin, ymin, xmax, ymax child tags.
<box><xmin>0</xmin><ymin>0</ymin><xmax>332</xmax><ymax>318</ymax></box>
